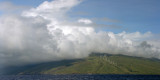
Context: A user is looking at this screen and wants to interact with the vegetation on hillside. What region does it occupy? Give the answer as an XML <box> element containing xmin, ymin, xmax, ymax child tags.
<box><xmin>4</xmin><ymin>53</ymin><xmax>160</xmax><ymax>75</ymax></box>
<box><xmin>42</xmin><ymin>53</ymin><xmax>160</xmax><ymax>74</ymax></box>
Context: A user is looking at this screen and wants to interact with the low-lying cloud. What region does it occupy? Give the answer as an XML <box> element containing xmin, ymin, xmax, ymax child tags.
<box><xmin>0</xmin><ymin>0</ymin><xmax>160</xmax><ymax>68</ymax></box>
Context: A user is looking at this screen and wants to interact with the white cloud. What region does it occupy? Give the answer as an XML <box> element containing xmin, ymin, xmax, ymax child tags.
<box><xmin>78</xmin><ymin>18</ymin><xmax>93</xmax><ymax>24</ymax></box>
<box><xmin>22</xmin><ymin>0</ymin><xmax>82</xmax><ymax>20</ymax></box>
<box><xmin>0</xmin><ymin>2</ymin><xmax>30</xmax><ymax>14</ymax></box>
<box><xmin>117</xmin><ymin>31</ymin><xmax>153</xmax><ymax>41</ymax></box>
<box><xmin>0</xmin><ymin>0</ymin><xmax>160</xmax><ymax>68</ymax></box>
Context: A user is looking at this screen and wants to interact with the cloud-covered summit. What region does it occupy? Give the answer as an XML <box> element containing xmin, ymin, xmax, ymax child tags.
<box><xmin>0</xmin><ymin>0</ymin><xmax>160</xmax><ymax>68</ymax></box>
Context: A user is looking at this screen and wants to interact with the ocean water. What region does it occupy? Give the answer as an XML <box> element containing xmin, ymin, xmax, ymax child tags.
<box><xmin>0</xmin><ymin>74</ymin><xmax>160</xmax><ymax>80</ymax></box>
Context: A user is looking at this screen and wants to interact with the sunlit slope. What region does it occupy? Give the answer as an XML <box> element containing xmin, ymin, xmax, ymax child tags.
<box><xmin>19</xmin><ymin>53</ymin><xmax>160</xmax><ymax>75</ymax></box>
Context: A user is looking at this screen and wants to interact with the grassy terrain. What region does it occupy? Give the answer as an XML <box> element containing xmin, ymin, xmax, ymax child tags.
<box><xmin>5</xmin><ymin>53</ymin><xmax>160</xmax><ymax>75</ymax></box>
<box><xmin>42</xmin><ymin>54</ymin><xmax>160</xmax><ymax>74</ymax></box>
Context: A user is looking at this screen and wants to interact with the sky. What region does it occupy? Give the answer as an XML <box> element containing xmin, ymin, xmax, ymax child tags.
<box><xmin>0</xmin><ymin>0</ymin><xmax>160</xmax><ymax>69</ymax></box>
<box><xmin>0</xmin><ymin>0</ymin><xmax>160</xmax><ymax>33</ymax></box>
<box><xmin>69</xmin><ymin>0</ymin><xmax>160</xmax><ymax>33</ymax></box>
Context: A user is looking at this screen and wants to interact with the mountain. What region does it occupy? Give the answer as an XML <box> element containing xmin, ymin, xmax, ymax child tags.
<box><xmin>4</xmin><ymin>53</ymin><xmax>160</xmax><ymax>75</ymax></box>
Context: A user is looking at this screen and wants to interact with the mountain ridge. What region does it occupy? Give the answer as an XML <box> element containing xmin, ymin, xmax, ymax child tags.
<box><xmin>3</xmin><ymin>53</ymin><xmax>160</xmax><ymax>75</ymax></box>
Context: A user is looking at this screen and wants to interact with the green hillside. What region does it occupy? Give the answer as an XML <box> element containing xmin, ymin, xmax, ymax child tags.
<box><xmin>6</xmin><ymin>53</ymin><xmax>160</xmax><ymax>75</ymax></box>
<box><xmin>42</xmin><ymin>54</ymin><xmax>160</xmax><ymax>74</ymax></box>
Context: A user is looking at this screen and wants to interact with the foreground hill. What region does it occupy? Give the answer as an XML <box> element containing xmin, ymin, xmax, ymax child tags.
<box><xmin>4</xmin><ymin>53</ymin><xmax>160</xmax><ymax>75</ymax></box>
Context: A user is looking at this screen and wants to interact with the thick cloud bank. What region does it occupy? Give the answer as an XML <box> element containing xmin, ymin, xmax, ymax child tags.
<box><xmin>0</xmin><ymin>0</ymin><xmax>160</xmax><ymax>67</ymax></box>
